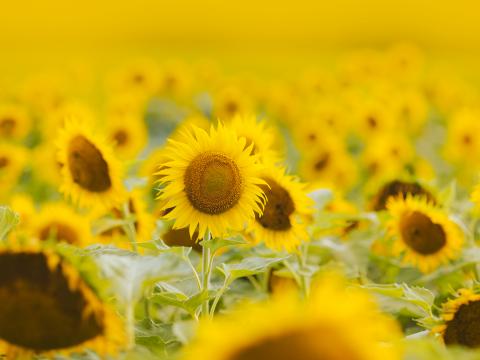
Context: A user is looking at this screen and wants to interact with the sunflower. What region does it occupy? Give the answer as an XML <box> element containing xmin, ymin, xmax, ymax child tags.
<box><xmin>106</xmin><ymin>58</ymin><xmax>160</xmax><ymax>96</ymax></box>
<box><xmin>433</xmin><ymin>288</ymin><xmax>480</xmax><ymax>348</ymax></box>
<box><xmin>0</xmin><ymin>104</ymin><xmax>32</xmax><ymax>140</ymax></box>
<box><xmin>0</xmin><ymin>246</ymin><xmax>125</xmax><ymax>358</ymax></box>
<box><xmin>370</xmin><ymin>179</ymin><xmax>436</xmax><ymax>211</ymax></box>
<box><xmin>0</xmin><ymin>143</ymin><xmax>29</xmax><ymax>200</ymax></box>
<box><xmin>249</xmin><ymin>165</ymin><xmax>312</xmax><ymax>252</ymax></box>
<box><xmin>212</xmin><ymin>85</ymin><xmax>253</xmax><ymax>120</ymax></box>
<box><xmin>386</xmin><ymin>195</ymin><xmax>464</xmax><ymax>273</ymax></box>
<box><xmin>56</xmin><ymin>117</ymin><xmax>126</xmax><ymax>209</ymax></box>
<box><xmin>106</xmin><ymin>114</ymin><xmax>148</xmax><ymax>160</ymax></box>
<box><xmin>31</xmin><ymin>202</ymin><xmax>92</xmax><ymax>247</ymax></box>
<box><xmin>156</xmin><ymin>123</ymin><xmax>265</xmax><ymax>239</ymax></box>
<box><xmin>32</xmin><ymin>142</ymin><xmax>63</xmax><ymax>186</ymax></box>
<box><xmin>182</xmin><ymin>274</ymin><xmax>401</xmax><ymax>360</ymax></box>
<box><xmin>299</xmin><ymin>136</ymin><xmax>358</xmax><ymax>192</ymax></box>
<box><xmin>228</xmin><ymin>114</ymin><xmax>282</xmax><ymax>164</ymax></box>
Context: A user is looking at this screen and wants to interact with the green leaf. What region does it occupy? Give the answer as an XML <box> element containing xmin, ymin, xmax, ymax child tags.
<box><xmin>218</xmin><ymin>256</ymin><xmax>288</xmax><ymax>285</ymax></box>
<box><xmin>0</xmin><ymin>206</ymin><xmax>19</xmax><ymax>241</ymax></box>
<box><xmin>362</xmin><ymin>283</ymin><xmax>435</xmax><ymax>319</ymax></box>
<box><xmin>200</xmin><ymin>234</ymin><xmax>247</xmax><ymax>253</ymax></box>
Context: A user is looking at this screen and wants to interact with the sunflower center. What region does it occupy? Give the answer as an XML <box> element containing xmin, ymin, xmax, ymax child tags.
<box><xmin>400</xmin><ymin>211</ymin><xmax>446</xmax><ymax>255</ymax></box>
<box><xmin>0</xmin><ymin>252</ymin><xmax>104</xmax><ymax>351</ymax></box>
<box><xmin>67</xmin><ymin>135</ymin><xmax>112</xmax><ymax>192</ymax></box>
<box><xmin>184</xmin><ymin>152</ymin><xmax>243</xmax><ymax>215</ymax></box>
<box><xmin>256</xmin><ymin>177</ymin><xmax>294</xmax><ymax>231</ymax></box>
<box><xmin>0</xmin><ymin>156</ymin><xmax>9</xmax><ymax>168</ymax></box>
<box><xmin>229</xmin><ymin>327</ymin><xmax>360</xmax><ymax>360</ymax></box>
<box><xmin>113</xmin><ymin>129</ymin><xmax>129</xmax><ymax>146</ymax></box>
<box><xmin>314</xmin><ymin>153</ymin><xmax>330</xmax><ymax>171</ymax></box>
<box><xmin>0</xmin><ymin>117</ymin><xmax>16</xmax><ymax>136</ymax></box>
<box><xmin>39</xmin><ymin>222</ymin><xmax>79</xmax><ymax>244</ymax></box>
<box><xmin>444</xmin><ymin>300</ymin><xmax>480</xmax><ymax>348</ymax></box>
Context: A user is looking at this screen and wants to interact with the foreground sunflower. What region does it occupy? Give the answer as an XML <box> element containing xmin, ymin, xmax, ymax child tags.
<box><xmin>249</xmin><ymin>165</ymin><xmax>312</xmax><ymax>252</ymax></box>
<box><xmin>386</xmin><ymin>195</ymin><xmax>464</xmax><ymax>273</ymax></box>
<box><xmin>56</xmin><ymin>117</ymin><xmax>126</xmax><ymax>209</ymax></box>
<box><xmin>156</xmin><ymin>123</ymin><xmax>265</xmax><ymax>238</ymax></box>
<box><xmin>31</xmin><ymin>202</ymin><xmax>92</xmax><ymax>247</ymax></box>
<box><xmin>0</xmin><ymin>246</ymin><xmax>125</xmax><ymax>358</ymax></box>
<box><xmin>182</xmin><ymin>274</ymin><xmax>401</xmax><ymax>360</ymax></box>
<box><xmin>434</xmin><ymin>288</ymin><xmax>480</xmax><ymax>348</ymax></box>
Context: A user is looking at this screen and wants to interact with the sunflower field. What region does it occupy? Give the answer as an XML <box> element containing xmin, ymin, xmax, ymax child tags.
<box><xmin>4</xmin><ymin>1</ymin><xmax>480</xmax><ymax>359</ymax></box>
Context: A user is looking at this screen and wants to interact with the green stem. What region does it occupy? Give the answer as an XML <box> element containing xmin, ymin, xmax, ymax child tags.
<box><xmin>184</xmin><ymin>251</ymin><xmax>202</xmax><ymax>290</ymax></box>
<box><xmin>210</xmin><ymin>274</ymin><xmax>230</xmax><ymax>318</ymax></box>
<box><xmin>297</xmin><ymin>242</ymin><xmax>310</xmax><ymax>297</ymax></box>
<box><xmin>201</xmin><ymin>232</ymin><xmax>212</xmax><ymax>318</ymax></box>
<box><xmin>126</xmin><ymin>302</ymin><xmax>135</xmax><ymax>349</ymax></box>
<box><xmin>122</xmin><ymin>201</ymin><xmax>138</xmax><ymax>252</ymax></box>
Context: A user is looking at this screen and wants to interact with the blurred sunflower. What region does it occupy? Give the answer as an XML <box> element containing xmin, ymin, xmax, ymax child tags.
<box><xmin>0</xmin><ymin>246</ymin><xmax>125</xmax><ymax>358</ymax></box>
<box><xmin>228</xmin><ymin>115</ymin><xmax>281</xmax><ymax>164</ymax></box>
<box><xmin>183</xmin><ymin>274</ymin><xmax>401</xmax><ymax>360</ymax></box>
<box><xmin>370</xmin><ymin>179</ymin><xmax>436</xmax><ymax>211</ymax></box>
<box><xmin>386</xmin><ymin>195</ymin><xmax>464</xmax><ymax>273</ymax></box>
<box><xmin>32</xmin><ymin>142</ymin><xmax>63</xmax><ymax>187</ymax></box>
<box><xmin>212</xmin><ymin>85</ymin><xmax>253</xmax><ymax>120</ymax></box>
<box><xmin>249</xmin><ymin>165</ymin><xmax>312</xmax><ymax>252</ymax></box>
<box><xmin>0</xmin><ymin>104</ymin><xmax>32</xmax><ymax>140</ymax></box>
<box><xmin>31</xmin><ymin>202</ymin><xmax>92</xmax><ymax>247</ymax></box>
<box><xmin>106</xmin><ymin>58</ymin><xmax>160</xmax><ymax>96</ymax></box>
<box><xmin>8</xmin><ymin>193</ymin><xmax>36</xmax><ymax>227</ymax></box>
<box><xmin>106</xmin><ymin>114</ymin><xmax>148</xmax><ymax>160</ymax></box>
<box><xmin>56</xmin><ymin>117</ymin><xmax>126</xmax><ymax>209</ymax></box>
<box><xmin>156</xmin><ymin>123</ymin><xmax>265</xmax><ymax>239</ymax></box>
<box><xmin>0</xmin><ymin>142</ymin><xmax>29</xmax><ymax>199</ymax></box>
<box><xmin>299</xmin><ymin>135</ymin><xmax>357</xmax><ymax>191</ymax></box>
<box><xmin>434</xmin><ymin>288</ymin><xmax>480</xmax><ymax>348</ymax></box>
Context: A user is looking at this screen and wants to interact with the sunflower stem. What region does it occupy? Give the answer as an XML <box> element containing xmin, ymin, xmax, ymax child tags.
<box><xmin>297</xmin><ymin>242</ymin><xmax>310</xmax><ymax>298</ymax></box>
<box><xmin>210</xmin><ymin>274</ymin><xmax>230</xmax><ymax>318</ymax></box>
<box><xmin>122</xmin><ymin>201</ymin><xmax>138</xmax><ymax>252</ymax></box>
<box><xmin>201</xmin><ymin>232</ymin><xmax>212</xmax><ymax>318</ymax></box>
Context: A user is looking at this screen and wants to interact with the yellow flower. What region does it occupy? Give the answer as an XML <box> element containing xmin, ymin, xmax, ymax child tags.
<box><xmin>32</xmin><ymin>142</ymin><xmax>63</xmax><ymax>186</ymax></box>
<box><xmin>299</xmin><ymin>135</ymin><xmax>357</xmax><ymax>191</ymax></box>
<box><xmin>8</xmin><ymin>193</ymin><xmax>35</xmax><ymax>227</ymax></box>
<box><xmin>0</xmin><ymin>104</ymin><xmax>32</xmax><ymax>140</ymax></box>
<box><xmin>433</xmin><ymin>288</ymin><xmax>480</xmax><ymax>348</ymax></box>
<box><xmin>386</xmin><ymin>195</ymin><xmax>464</xmax><ymax>273</ymax></box>
<box><xmin>156</xmin><ymin>123</ymin><xmax>265</xmax><ymax>239</ymax></box>
<box><xmin>0</xmin><ymin>142</ymin><xmax>28</xmax><ymax>200</ymax></box>
<box><xmin>362</xmin><ymin>132</ymin><xmax>415</xmax><ymax>182</ymax></box>
<box><xmin>106</xmin><ymin>114</ymin><xmax>148</xmax><ymax>160</ymax></box>
<box><xmin>228</xmin><ymin>114</ymin><xmax>282</xmax><ymax>164</ymax></box>
<box><xmin>212</xmin><ymin>85</ymin><xmax>253</xmax><ymax>120</ymax></box>
<box><xmin>249</xmin><ymin>165</ymin><xmax>312</xmax><ymax>252</ymax></box>
<box><xmin>106</xmin><ymin>58</ymin><xmax>160</xmax><ymax>96</ymax></box>
<box><xmin>182</xmin><ymin>274</ymin><xmax>401</xmax><ymax>360</ymax></box>
<box><xmin>56</xmin><ymin>117</ymin><xmax>126</xmax><ymax>209</ymax></box>
<box><xmin>444</xmin><ymin>108</ymin><xmax>480</xmax><ymax>167</ymax></box>
<box><xmin>0</xmin><ymin>246</ymin><xmax>125</xmax><ymax>358</ymax></box>
<box><xmin>31</xmin><ymin>202</ymin><xmax>92</xmax><ymax>247</ymax></box>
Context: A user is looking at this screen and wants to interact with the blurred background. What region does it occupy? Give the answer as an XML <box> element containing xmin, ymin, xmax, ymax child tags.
<box><xmin>1</xmin><ymin>0</ymin><xmax>480</xmax><ymax>78</ymax></box>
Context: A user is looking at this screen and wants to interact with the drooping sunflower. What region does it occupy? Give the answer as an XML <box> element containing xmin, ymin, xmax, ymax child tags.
<box><xmin>228</xmin><ymin>114</ymin><xmax>282</xmax><ymax>164</ymax></box>
<box><xmin>156</xmin><ymin>123</ymin><xmax>265</xmax><ymax>239</ymax></box>
<box><xmin>106</xmin><ymin>114</ymin><xmax>148</xmax><ymax>160</ymax></box>
<box><xmin>56</xmin><ymin>117</ymin><xmax>126</xmax><ymax>209</ymax></box>
<box><xmin>386</xmin><ymin>195</ymin><xmax>464</xmax><ymax>273</ymax></box>
<box><xmin>31</xmin><ymin>202</ymin><xmax>92</xmax><ymax>247</ymax></box>
<box><xmin>433</xmin><ymin>288</ymin><xmax>480</xmax><ymax>348</ymax></box>
<box><xmin>370</xmin><ymin>179</ymin><xmax>436</xmax><ymax>211</ymax></box>
<box><xmin>0</xmin><ymin>246</ymin><xmax>125</xmax><ymax>358</ymax></box>
<box><xmin>0</xmin><ymin>104</ymin><xmax>32</xmax><ymax>140</ymax></box>
<box><xmin>249</xmin><ymin>165</ymin><xmax>312</xmax><ymax>252</ymax></box>
<box><xmin>182</xmin><ymin>274</ymin><xmax>401</xmax><ymax>360</ymax></box>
